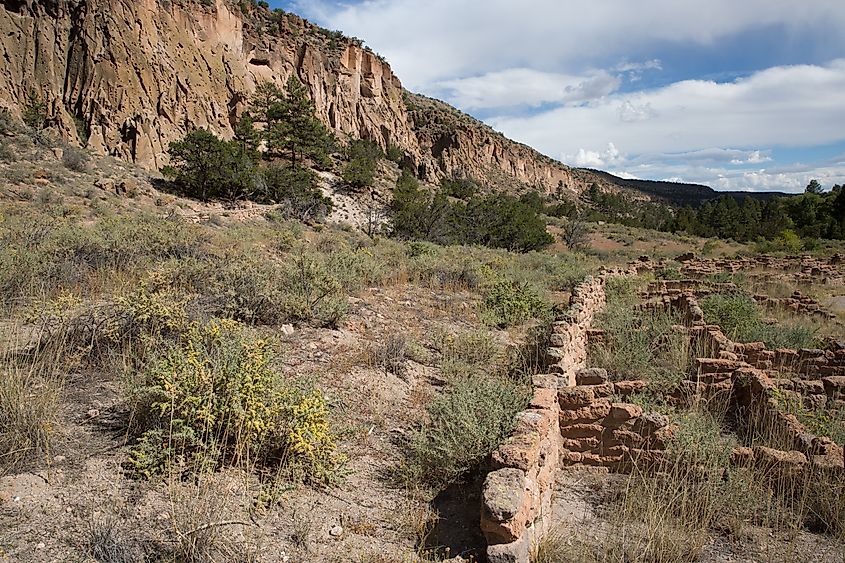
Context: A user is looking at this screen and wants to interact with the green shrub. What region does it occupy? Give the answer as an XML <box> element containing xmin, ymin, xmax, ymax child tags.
<box><xmin>480</xmin><ymin>279</ymin><xmax>548</xmax><ymax>327</ymax></box>
<box><xmin>699</xmin><ymin>293</ymin><xmax>817</xmax><ymax>349</ymax></box>
<box><xmin>0</xmin><ymin>140</ymin><xmax>12</xmax><ymax>162</ymax></box>
<box><xmin>167</xmin><ymin>248</ymin><xmax>352</xmax><ymax>328</ymax></box>
<box><xmin>434</xmin><ymin>329</ymin><xmax>500</xmax><ymax>380</ymax></box>
<box><xmin>0</xmin><ymin>211</ymin><xmax>206</xmax><ymax>309</ymax></box>
<box><xmin>342</xmin><ymin>139</ymin><xmax>382</xmax><ymax>191</ymax></box>
<box><xmin>0</xmin><ymin>107</ymin><xmax>15</xmax><ymax>135</ymax></box>
<box><xmin>62</xmin><ymin>146</ymin><xmax>89</xmax><ymax>172</ymax></box>
<box><xmin>440</xmin><ymin>177</ymin><xmax>478</xmax><ymax>200</ymax></box>
<box><xmin>389</xmin><ymin>173</ymin><xmax>553</xmax><ymax>252</ymax></box>
<box><xmin>22</xmin><ymin>90</ymin><xmax>47</xmax><ymax>130</ymax></box>
<box><xmin>400</xmin><ymin>373</ymin><xmax>530</xmax><ymax>489</ymax></box>
<box><xmin>128</xmin><ymin>319</ymin><xmax>344</xmax><ymax>484</ymax></box>
<box><xmin>260</xmin><ymin>164</ymin><xmax>332</xmax><ymax>221</ymax></box>
<box><xmin>591</xmin><ymin>305</ymin><xmax>690</xmax><ymax>388</ymax></box>
<box><xmin>163</xmin><ymin>129</ymin><xmax>257</xmax><ymax>202</ymax></box>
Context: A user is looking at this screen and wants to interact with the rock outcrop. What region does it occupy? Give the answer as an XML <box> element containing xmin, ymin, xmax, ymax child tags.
<box><xmin>0</xmin><ymin>0</ymin><xmax>585</xmax><ymax>194</ymax></box>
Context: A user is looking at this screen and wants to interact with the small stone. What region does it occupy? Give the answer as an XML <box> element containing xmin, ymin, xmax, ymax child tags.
<box><xmin>86</xmin><ymin>409</ymin><xmax>100</xmax><ymax>419</ymax></box>
<box><xmin>329</xmin><ymin>525</ymin><xmax>343</xmax><ymax>537</ymax></box>
<box><xmin>52</xmin><ymin>455</ymin><xmax>66</xmax><ymax>464</ymax></box>
<box><xmin>280</xmin><ymin>324</ymin><xmax>295</xmax><ymax>336</ymax></box>
<box><xmin>36</xmin><ymin>543</ymin><xmax>45</xmax><ymax>549</ymax></box>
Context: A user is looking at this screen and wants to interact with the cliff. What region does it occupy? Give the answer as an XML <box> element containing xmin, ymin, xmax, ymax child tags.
<box><xmin>0</xmin><ymin>0</ymin><xmax>584</xmax><ymax>195</ymax></box>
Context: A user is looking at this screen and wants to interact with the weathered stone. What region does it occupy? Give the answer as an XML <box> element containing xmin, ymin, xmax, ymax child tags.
<box><xmin>730</xmin><ymin>446</ymin><xmax>755</xmax><ymax>466</ymax></box>
<box><xmin>530</xmin><ymin>387</ymin><xmax>558</xmax><ymax>411</ymax></box>
<box><xmin>481</xmin><ymin>468</ymin><xmax>528</xmax><ymax>543</ymax></box>
<box><xmin>575</xmin><ymin>367</ymin><xmax>608</xmax><ymax>385</ymax></box>
<box><xmin>559</xmin><ymin>423</ymin><xmax>605</xmax><ymax>439</ymax></box>
<box><xmin>557</xmin><ymin>387</ymin><xmax>594</xmax><ymax>408</ymax></box>
<box><xmin>613</xmin><ymin>380</ymin><xmax>648</xmax><ymax>396</ymax></box>
<box><xmin>560</xmin><ymin>437</ymin><xmax>600</xmax><ymax>452</ymax></box>
<box><xmin>486</xmin><ymin>532</ymin><xmax>530</xmax><ymax>563</ymax></box>
<box><xmin>822</xmin><ymin>376</ymin><xmax>845</xmax><ymax>399</ymax></box>
<box><xmin>558</xmin><ymin>400</ymin><xmax>611</xmax><ymax>424</ymax></box>
<box><xmin>633</xmin><ymin>413</ymin><xmax>670</xmax><ymax>436</ymax></box>
<box><xmin>589</xmin><ymin>382</ymin><xmax>615</xmax><ymax>398</ymax></box>
<box><xmin>751</xmin><ymin>446</ymin><xmax>807</xmax><ymax>477</ymax></box>
<box><xmin>604</xmin><ymin>403</ymin><xmax>643</xmax><ymax>426</ymax></box>
<box><xmin>492</xmin><ymin>434</ymin><xmax>540</xmax><ymax>472</ymax></box>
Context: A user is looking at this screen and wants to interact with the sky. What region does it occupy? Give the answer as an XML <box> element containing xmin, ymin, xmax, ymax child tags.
<box><xmin>273</xmin><ymin>0</ymin><xmax>845</xmax><ymax>193</ymax></box>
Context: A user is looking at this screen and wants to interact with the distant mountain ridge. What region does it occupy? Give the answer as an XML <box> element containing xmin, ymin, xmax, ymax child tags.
<box><xmin>575</xmin><ymin>169</ymin><xmax>791</xmax><ymax>206</ymax></box>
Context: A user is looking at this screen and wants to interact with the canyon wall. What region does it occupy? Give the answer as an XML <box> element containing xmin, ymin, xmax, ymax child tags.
<box><xmin>0</xmin><ymin>0</ymin><xmax>583</xmax><ymax>194</ymax></box>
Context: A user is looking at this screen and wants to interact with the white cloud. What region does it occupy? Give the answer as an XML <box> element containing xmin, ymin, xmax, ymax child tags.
<box><xmin>602</xmin><ymin>160</ymin><xmax>845</xmax><ymax>193</ymax></box>
<box><xmin>613</xmin><ymin>60</ymin><xmax>663</xmax><ymax>73</ymax></box>
<box><xmin>489</xmin><ymin>60</ymin><xmax>845</xmax><ymax>163</ymax></box>
<box><xmin>568</xmin><ymin>143</ymin><xmax>624</xmax><ymax>167</ymax></box>
<box><xmin>293</xmin><ymin>0</ymin><xmax>845</xmax><ymax>90</ymax></box>
<box><xmin>435</xmin><ymin>68</ymin><xmax>620</xmax><ymax>110</ymax></box>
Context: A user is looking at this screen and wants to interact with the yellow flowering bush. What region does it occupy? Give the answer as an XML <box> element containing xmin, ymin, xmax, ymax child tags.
<box><xmin>128</xmin><ymin>319</ymin><xmax>344</xmax><ymax>485</ymax></box>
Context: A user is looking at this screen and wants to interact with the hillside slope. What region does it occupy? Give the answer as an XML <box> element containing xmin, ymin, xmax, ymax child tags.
<box><xmin>0</xmin><ymin>0</ymin><xmax>590</xmax><ymax>195</ymax></box>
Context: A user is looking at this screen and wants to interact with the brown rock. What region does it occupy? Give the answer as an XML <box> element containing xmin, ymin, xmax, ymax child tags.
<box><xmin>559</xmin><ymin>400</ymin><xmax>611</xmax><ymax>424</ymax></box>
<box><xmin>730</xmin><ymin>446</ymin><xmax>755</xmax><ymax>466</ymax></box>
<box><xmin>751</xmin><ymin>446</ymin><xmax>807</xmax><ymax>477</ymax></box>
<box><xmin>557</xmin><ymin>387</ymin><xmax>594</xmax><ymax>408</ymax></box>
<box><xmin>560</xmin><ymin>437</ymin><xmax>600</xmax><ymax>452</ymax></box>
<box><xmin>589</xmin><ymin>382</ymin><xmax>615</xmax><ymax>398</ymax></box>
<box><xmin>559</xmin><ymin>423</ymin><xmax>604</xmax><ymax>439</ymax></box>
<box><xmin>604</xmin><ymin>403</ymin><xmax>643</xmax><ymax>426</ymax></box>
<box><xmin>530</xmin><ymin>387</ymin><xmax>558</xmax><ymax>411</ymax></box>
<box><xmin>613</xmin><ymin>380</ymin><xmax>648</xmax><ymax>396</ymax></box>
<box><xmin>575</xmin><ymin>368</ymin><xmax>608</xmax><ymax>385</ymax></box>
<box><xmin>481</xmin><ymin>469</ymin><xmax>528</xmax><ymax>543</ymax></box>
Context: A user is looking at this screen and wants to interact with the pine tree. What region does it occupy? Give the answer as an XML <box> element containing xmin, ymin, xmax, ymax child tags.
<box><xmin>251</xmin><ymin>76</ymin><xmax>335</xmax><ymax>168</ymax></box>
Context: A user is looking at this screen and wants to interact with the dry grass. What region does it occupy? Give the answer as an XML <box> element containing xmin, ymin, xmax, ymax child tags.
<box><xmin>0</xmin><ymin>323</ymin><xmax>65</xmax><ymax>474</ymax></box>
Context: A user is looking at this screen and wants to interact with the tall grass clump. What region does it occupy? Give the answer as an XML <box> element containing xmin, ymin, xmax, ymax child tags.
<box><xmin>699</xmin><ymin>293</ymin><xmax>817</xmax><ymax>349</ymax></box>
<box><xmin>127</xmin><ymin>319</ymin><xmax>344</xmax><ymax>485</ymax></box>
<box><xmin>591</xmin><ymin>305</ymin><xmax>691</xmax><ymax>390</ymax></box>
<box><xmin>0</xmin><ymin>360</ymin><xmax>61</xmax><ymax>473</ymax></box>
<box><xmin>605</xmin><ymin>410</ymin><xmax>760</xmax><ymax>561</ymax></box>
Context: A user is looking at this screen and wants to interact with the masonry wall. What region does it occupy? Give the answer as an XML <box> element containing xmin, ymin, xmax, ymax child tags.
<box><xmin>479</xmin><ymin>273</ymin><xmax>618</xmax><ymax>563</ymax></box>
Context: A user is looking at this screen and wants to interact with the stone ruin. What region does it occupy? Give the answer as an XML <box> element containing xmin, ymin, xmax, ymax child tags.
<box><xmin>477</xmin><ymin>260</ymin><xmax>845</xmax><ymax>563</ymax></box>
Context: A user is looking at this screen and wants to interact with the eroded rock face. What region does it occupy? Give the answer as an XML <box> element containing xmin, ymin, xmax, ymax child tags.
<box><xmin>0</xmin><ymin>0</ymin><xmax>584</xmax><ymax>195</ymax></box>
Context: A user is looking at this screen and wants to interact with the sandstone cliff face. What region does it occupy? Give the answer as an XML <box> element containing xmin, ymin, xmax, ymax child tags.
<box><xmin>0</xmin><ymin>0</ymin><xmax>583</xmax><ymax>195</ymax></box>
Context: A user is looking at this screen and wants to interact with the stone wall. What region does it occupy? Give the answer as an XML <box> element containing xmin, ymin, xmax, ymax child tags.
<box><xmin>479</xmin><ymin>273</ymin><xmax>615</xmax><ymax>563</ymax></box>
<box><xmin>479</xmin><ymin>264</ymin><xmax>843</xmax><ymax>562</ymax></box>
<box><xmin>557</xmin><ymin>368</ymin><xmax>673</xmax><ymax>471</ymax></box>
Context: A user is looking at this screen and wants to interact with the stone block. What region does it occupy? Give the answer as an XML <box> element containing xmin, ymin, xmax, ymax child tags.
<box><xmin>575</xmin><ymin>367</ymin><xmax>608</xmax><ymax>385</ymax></box>
<box><xmin>558</xmin><ymin>387</ymin><xmax>595</xmax><ymax>408</ymax></box>
<box><xmin>481</xmin><ymin>468</ymin><xmax>529</xmax><ymax>544</ymax></box>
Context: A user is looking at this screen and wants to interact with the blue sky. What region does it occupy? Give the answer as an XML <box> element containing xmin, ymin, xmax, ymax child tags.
<box><xmin>274</xmin><ymin>1</ymin><xmax>845</xmax><ymax>192</ymax></box>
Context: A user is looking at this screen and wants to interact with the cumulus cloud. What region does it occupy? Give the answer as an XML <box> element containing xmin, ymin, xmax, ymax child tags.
<box><xmin>292</xmin><ymin>0</ymin><xmax>845</xmax><ymax>90</ymax></box>
<box><xmin>435</xmin><ymin>68</ymin><xmax>620</xmax><ymax>110</ymax></box>
<box><xmin>567</xmin><ymin>143</ymin><xmax>624</xmax><ymax>168</ymax></box>
<box><xmin>489</xmin><ymin>60</ymin><xmax>845</xmax><ymax>162</ymax></box>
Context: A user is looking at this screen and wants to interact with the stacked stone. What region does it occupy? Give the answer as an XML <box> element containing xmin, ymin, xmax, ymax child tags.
<box><xmin>753</xmin><ymin>291</ymin><xmax>837</xmax><ymax>320</ymax></box>
<box><xmin>731</xmin><ymin>367</ymin><xmax>844</xmax><ymax>471</ymax></box>
<box><xmin>481</xmin><ymin>380</ymin><xmax>561</xmax><ymax>563</ymax></box>
<box><xmin>685</xmin><ymin>358</ymin><xmax>744</xmax><ymax>397</ymax></box>
<box><xmin>557</xmin><ymin>368</ymin><xmax>672</xmax><ymax>471</ymax></box>
<box><xmin>545</xmin><ymin>276</ymin><xmax>606</xmax><ymax>387</ymax></box>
